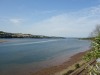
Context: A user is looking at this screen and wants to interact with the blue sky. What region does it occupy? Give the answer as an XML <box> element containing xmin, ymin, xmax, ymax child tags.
<box><xmin>0</xmin><ymin>0</ymin><xmax>100</xmax><ymax>37</ymax></box>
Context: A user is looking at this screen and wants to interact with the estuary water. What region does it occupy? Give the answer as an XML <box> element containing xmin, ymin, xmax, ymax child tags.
<box><xmin>0</xmin><ymin>38</ymin><xmax>91</xmax><ymax>75</ymax></box>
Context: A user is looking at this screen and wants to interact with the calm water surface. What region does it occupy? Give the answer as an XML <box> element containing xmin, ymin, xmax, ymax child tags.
<box><xmin>0</xmin><ymin>38</ymin><xmax>91</xmax><ymax>75</ymax></box>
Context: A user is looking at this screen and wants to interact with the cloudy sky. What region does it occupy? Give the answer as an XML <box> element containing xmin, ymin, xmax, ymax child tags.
<box><xmin>0</xmin><ymin>0</ymin><xmax>100</xmax><ymax>37</ymax></box>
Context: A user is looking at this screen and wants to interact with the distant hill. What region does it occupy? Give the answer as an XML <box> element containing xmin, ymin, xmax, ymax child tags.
<box><xmin>78</xmin><ymin>37</ymin><xmax>95</xmax><ymax>40</ymax></box>
<box><xmin>0</xmin><ymin>31</ymin><xmax>65</xmax><ymax>39</ymax></box>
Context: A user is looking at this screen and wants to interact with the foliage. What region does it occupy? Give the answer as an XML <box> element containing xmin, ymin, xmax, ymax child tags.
<box><xmin>83</xmin><ymin>26</ymin><xmax>100</xmax><ymax>61</ymax></box>
<box><xmin>90</xmin><ymin>25</ymin><xmax>100</xmax><ymax>37</ymax></box>
<box><xmin>75</xmin><ymin>63</ymin><xmax>80</xmax><ymax>69</ymax></box>
<box><xmin>63</xmin><ymin>70</ymin><xmax>74</xmax><ymax>75</ymax></box>
<box><xmin>83</xmin><ymin>35</ymin><xmax>100</xmax><ymax>62</ymax></box>
<box><xmin>83</xmin><ymin>25</ymin><xmax>100</xmax><ymax>75</ymax></box>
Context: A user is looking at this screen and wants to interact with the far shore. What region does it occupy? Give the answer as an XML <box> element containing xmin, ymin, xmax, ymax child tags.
<box><xmin>31</xmin><ymin>50</ymin><xmax>89</xmax><ymax>75</ymax></box>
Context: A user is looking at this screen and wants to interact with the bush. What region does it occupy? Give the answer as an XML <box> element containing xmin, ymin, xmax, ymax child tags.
<box><xmin>75</xmin><ymin>63</ymin><xmax>80</xmax><ymax>69</ymax></box>
<box><xmin>63</xmin><ymin>70</ymin><xmax>74</xmax><ymax>75</ymax></box>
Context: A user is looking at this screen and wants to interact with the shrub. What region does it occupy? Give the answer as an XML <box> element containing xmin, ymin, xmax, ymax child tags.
<box><xmin>63</xmin><ymin>70</ymin><xmax>74</xmax><ymax>75</ymax></box>
<box><xmin>75</xmin><ymin>63</ymin><xmax>80</xmax><ymax>69</ymax></box>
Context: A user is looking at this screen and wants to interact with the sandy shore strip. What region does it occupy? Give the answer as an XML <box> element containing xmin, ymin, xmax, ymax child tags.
<box><xmin>31</xmin><ymin>51</ymin><xmax>88</xmax><ymax>75</ymax></box>
<box><xmin>0</xmin><ymin>40</ymin><xmax>7</xmax><ymax>43</ymax></box>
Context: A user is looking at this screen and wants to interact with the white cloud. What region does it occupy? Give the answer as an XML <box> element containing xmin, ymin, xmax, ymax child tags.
<box><xmin>0</xmin><ymin>17</ymin><xmax>24</xmax><ymax>26</ymax></box>
<box><xmin>1</xmin><ymin>5</ymin><xmax>100</xmax><ymax>37</ymax></box>
<box><xmin>30</xmin><ymin>5</ymin><xmax>100</xmax><ymax>37</ymax></box>
<box><xmin>9</xmin><ymin>18</ymin><xmax>23</xmax><ymax>25</ymax></box>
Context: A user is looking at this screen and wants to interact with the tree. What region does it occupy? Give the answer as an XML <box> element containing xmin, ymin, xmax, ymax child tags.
<box><xmin>90</xmin><ymin>25</ymin><xmax>100</xmax><ymax>37</ymax></box>
<box><xmin>83</xmin><ymin>25</ymin><xmax>100</xmax><ymax>75</ymax></box>
<box><xmin>84</xmin><ymin>25</ymin><xmax>100</xmax><ymax>61</ymax></box>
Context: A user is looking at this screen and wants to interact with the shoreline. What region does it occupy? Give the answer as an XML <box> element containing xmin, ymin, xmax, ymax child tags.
<box><xmin>0</xmin><ymin>40</ymin><xmax>7</xmax><ymax>43</ymax></box>
<box><xmin>31</xmin><ymin>50</ymin><xmax>88</xmax><ymax>75</ymax></box>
